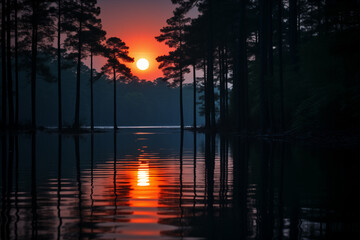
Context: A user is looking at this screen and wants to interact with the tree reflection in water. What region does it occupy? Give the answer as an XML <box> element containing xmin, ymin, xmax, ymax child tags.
<box><xmin>0</xmin><ymin>129</ymin><xmax>360</xmax><ymax>239</ymax></box>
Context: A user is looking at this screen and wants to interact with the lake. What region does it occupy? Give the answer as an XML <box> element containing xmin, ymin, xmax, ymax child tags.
<box><xmin>1</xmin><ymin>129</ymin><xmax>359</xmax><ymax>239</ymax></box>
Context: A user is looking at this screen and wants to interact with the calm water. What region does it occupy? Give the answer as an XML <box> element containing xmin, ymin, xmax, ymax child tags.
<box><xmin>1</xmin><ymin>129</ymin><xmax>359</xmax><ymax>239</ymax></box>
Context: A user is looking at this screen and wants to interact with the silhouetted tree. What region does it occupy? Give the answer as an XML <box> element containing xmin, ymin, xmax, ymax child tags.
<box><xmin>14</xmin><ymin>0</ymin><xmax>19</xmax><ymax>127</ymax></box>
<box><xmin>233</xmin><ymin>0</ymin><xmax>248</xmax><ymax>133</ymax></box>
<box><xmin>6</xmin><ymin>0</ymin><xmax>14</xmax><ymax>128</ymax></box>
<box><xmin>278</xmin><ymin>0</ymin><xmax>284</xmax><ymax>133</ymax></box>
<box><xmin>20</xmin><ymin>0</ymin><xmax>55</xmax><ymax>129</ymax></box>
<box><xmin>63</xmin><ymin>0</ymin><xmax>102</xmax><ymax>128</ymax></box>
<box><xmin>55</xmin><ymin>0</ymin><xmax>63</xmax><ymax>129</ymax></box>
<box><xmin>83</xmin><ymin>24</ymin><xmax>106</xmax><ymax>130</ymax></box>
<box><xmin>1</xmin><ymin>0</ymin><xmax>6</xmax><ymax>128</ymax></box>
<box><xmin>156</xmin><ymin>12</ymin><xmax>190</xmax><ymax>130</ymax></box>
<box><xmin>102</xmin><ymin>37</ymin><xmax>133</xmax><ymax>129</ymax></box>
<box><xmin>183</xmin><ymin>17</ymin><xmax>208</xmax><ymax>129</ymax></box>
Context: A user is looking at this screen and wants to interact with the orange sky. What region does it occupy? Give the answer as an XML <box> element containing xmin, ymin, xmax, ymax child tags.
<box><xmin>96</xmin><ymin>0</ymin><xmax>177</xmax><ymax>81</ymax></box>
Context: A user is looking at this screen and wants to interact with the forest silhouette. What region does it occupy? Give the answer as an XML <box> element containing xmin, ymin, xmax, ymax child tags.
<box><xmin>0</xmin><ymin>0</ymin><xmax>359</xmax><ymax>136</ymax></box>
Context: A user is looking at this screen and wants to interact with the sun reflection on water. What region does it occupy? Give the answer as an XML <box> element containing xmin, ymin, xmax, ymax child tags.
<box><xmin>137</xmin><ymin>161</ymin><xmax>150</xmax><ymax>186</ymax></box>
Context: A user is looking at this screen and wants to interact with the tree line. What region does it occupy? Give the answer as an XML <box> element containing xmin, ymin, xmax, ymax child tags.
<box><xmin>156</xmin><ymin>0</ymin><xmax>360</xmax><ymax>134</ymax></box>
<box><xmin>0</xmin><ymin>0</ymin><xmax>134</xmax><ymax>130</ymax></box>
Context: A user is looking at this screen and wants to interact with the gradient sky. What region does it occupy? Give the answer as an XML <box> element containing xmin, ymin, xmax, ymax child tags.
<box><xmin>97</xmin><ymin>0</ymin><xmax>178</xmax><ymax>81</ymax></box>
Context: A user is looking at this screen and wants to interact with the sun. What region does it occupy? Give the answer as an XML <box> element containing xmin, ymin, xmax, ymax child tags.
<box><xmin>136</xmin><ymin>58</ymin><xmax>150</xmax><ymax>71</ymax></box>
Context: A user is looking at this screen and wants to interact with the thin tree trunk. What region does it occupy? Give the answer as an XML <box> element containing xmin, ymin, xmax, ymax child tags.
<box><xmin>317</xmin><ymin>1</ymin><xmax>322</xmax><ymax>34</ymax></box>
<box><xmin>289</xmin><ymin>0</ymin><xmax>297</xmax><ymax>64</ymax></box>
<box><xmin>90</xmin><ymin>49</ymin><xmax>94</xmax><ymax>130</ymax></box>
<box><xmin>1</xmin><ymin>0</ymin><xmax>6</xmax><ymax>128</ymax></box>
<box><xmin>224</xmin><ymin>48</ymin><xmax>229</xmax><ymax>123</ymax></box>
<box><xmin>113</xmin><ymin>67</ymin><xmax>117</xmax><ymax>129</ymax></box>
<box><xmin>218</xmin><ymin>47</ymin><xmax>225</xmax><ymax>128</ymax></box>
<box><xmin>239</xmin><ymin>0</ymin><xmax>248</xmax><ymax>133</ymax></box>
<box><xmin>278</xmin><ymin>0</ymin><xmax>285</xmax><ymax>133</ymax></box>
<box><xmin>204</xmin><ymin>57</ymin><xmax>210</xmax><ymax>130</ymax></box>
<box><xmin>193</xmin><ymin>64</ymin><xmax>196</xmax><ymax>129</ymax></box>
<box><xmin>31</xmin><ymin>0</ymin><xmax>38</xmax><ymax>129</ymax></box>
<box><xmin>180</xmin><ymin>68</ymin><xmax>184</xmax><ymax>130</ymax></box>
<box><xmin>15</xmin><ymin>0</ymin><xmax>19</xmax><ymax>127</ymax></box>
<box><xmin>6</xmin><ymin>0</ymin><xmax>14</xmax><ymax>128</ymax></box>
<box><xmin>179</xmin><ymin>30</ymin><xmax>184</xmax><ymax>131</ymax></box>
<box><xmin>207</xmin><ymin>0</ymin><xmax>215</xmax><ymax>131</ymax></box>
<box><xmin>260</xmin><ymin>0</ymin><xmax>269</xmax><ymax>134</ymax></box>
<box><xmin>74</xmin><ymin>1</ymin><xmax>83</xmax><ymax>129</ymax></box>
<box><xmin>267</xmin><ymin>0</ymin><xmax>274</xmax><ymax>134</ymax></box>
<box><xmin>57</xmin><ymin>0</ymin><xmax>62</xmax><ymax>130</ymax></box>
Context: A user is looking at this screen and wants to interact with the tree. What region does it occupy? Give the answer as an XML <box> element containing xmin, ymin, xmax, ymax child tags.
<box><xmin>232</xmin><ymin>0</ymin><xmax>248</xmax><ymax>133</ymax></box>
<box><xmin>6</xmin><ymin>0</ymin><xmax>14</xmax><ymax>128</ymax></box>
<box><xmin>102</xmin><ymin>37</ymin><xmax>133</xmax><ymax>129</ymax></box>
<box><xmin>19</xmin><ymin>0</ymin><xmax>55</xmax><ymax>129</ymax></box>
<box><xmin>278</xmin><ymin>0</ymin><xmax>284</xmax><ymax>133</ymax></box>
<box><xmin>83</xmin><ymin>24</ymin><xmax>106</xmax><ymax>130</ymax></box>
<box><xmin>183</xmin><ymin>17</ymin><xmax>208</xmax><ymax>129</ymax></box>
<box><xmin>14</xmin><ymin>0</ymin><xmax>19</xmax><ymax>127</ymax></box>
<box><xmin>63</xmin><ymin>0</ymin><xmax>102</xmax><ymax>129</ymax></box>
<box><xmin>55</xmin><ymin>0</ymin><xmax>63</xmax><ymax>129</ymax></box>
<box><xmin>1</xmin><ymin>0</ymin><xmax>6</xmax><ymax>128</ymax></box>
<box><xmin>156</xmin><ymin>12</ymin><xmax>190</xmax><ymax>130</ymax></box>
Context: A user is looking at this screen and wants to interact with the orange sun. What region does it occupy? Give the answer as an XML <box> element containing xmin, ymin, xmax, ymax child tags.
<box><xmin>136</xmin><ymin>58</ymin><xmax>150</xmax><ymax>71</ymax></box>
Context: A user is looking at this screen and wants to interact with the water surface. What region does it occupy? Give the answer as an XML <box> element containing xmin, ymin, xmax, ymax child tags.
<box><xmin>1</xmin><ymin>129</ymin><xmax>359</xmax><ymax>239</ymax></box>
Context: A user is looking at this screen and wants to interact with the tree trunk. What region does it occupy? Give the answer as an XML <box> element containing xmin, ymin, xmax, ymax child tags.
<box><xmin>224</xmin><ymin>48</ymin><xmax>229</xmax><ymax>123</ymax></box>
<box><xmin>6</xmin><ymin>0</ymin><xmax>14</xmax><ymax>128</ymax></box>
<box><xmin>259</xmin><ymin>0</ymin><xmax>269</xmax><ymax>134</ymax></box>
<box><xmin>31</xmin><ymin>0</ymin><xmax>38</xmax><ymax>129</ymax></box>
<box><xmin>90</xmin><ymin>49</ymin><xmax>94</xmax><ymax>130</ymax></box>
<box><xmin>193</xmin><ymin>64</ymin><xmax>196</xmax><ymax>129</ymax></box>
<box><xmin>15</xmin><ymin>0</ymin><xmax>19</xmax><ymax>127</ymax></box>
<box><xmin>57</xmin><ymin>0</ymin><xmax>62</xmax><ymax>130</ymax></box>
<box><xmin>267</xmin><ymin>0</ymin><xmax>274</xmax><ymax>134</ymax></box>
<box><xmin>179</xmin><ymin>68</ymin><xmax>184</xmax><ymax>130</ymax></box>
<box><xmin>1</xmin><ymin>0</ymin><xmax>6</xmax><ymax>128</ymax></box>
<box><xmin>289</xmin><ymin>0</ymin><xmax>297</xmax><ymax>64</ymax></box>
<box><xmin>278</xmin><ymin>0</ymin><xmax>285</xmax><ymax>133</ymax></box>
<box><xmin>218</xmin><ymin>47</ymin><xmax>225</xmax><ymax>128</ymax></box>
<box><xmin>179</xmin><ymin>32</ymin><xmax>184</xmax><ymax>131</ymax></box>
<box><xmin>207</xmin><ymin>0</ymin><xmax>215</xmax><ymax>131</ymax></box>
<box><xmin>239</xmin><ymin>0</ymin><xmax>248</xmax><ymax>133</ymax></box>
<box><xmin>204</xmin><ymin>57</ymin><xmax>210</xmax><ymax>130</ymax></box>
<box><xmin>74</xmin><ymin>1</ymin><xmax>83</xmax><ymax>129</ymax></box>
<box><xmin>113</xmin><ymin>67</ymin><xmax>117</xmax><ymax>129</ymax></box>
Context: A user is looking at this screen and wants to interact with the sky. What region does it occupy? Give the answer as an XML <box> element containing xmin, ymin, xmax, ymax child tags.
<box><xmin>96</xmin><ymin>0</ymin><xmax>178</xmax><ymax>81</ymax></box>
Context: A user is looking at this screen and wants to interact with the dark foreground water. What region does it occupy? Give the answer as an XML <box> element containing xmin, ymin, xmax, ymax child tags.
<box><xmin>1</xmin><ymin>129</ymin><xmax>360</xmax><ymax>240</ymax></box>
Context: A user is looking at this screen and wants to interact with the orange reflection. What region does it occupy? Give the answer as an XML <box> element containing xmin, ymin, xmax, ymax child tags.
<box><xmin>77</xmin><ymin>143</ymin><xmax>179</xmax><ymax>238</ymax></box>
<box><xmin>137</xmin><ymin>161</ymin><xmax>150</xmax><ymax>186</ymax></box>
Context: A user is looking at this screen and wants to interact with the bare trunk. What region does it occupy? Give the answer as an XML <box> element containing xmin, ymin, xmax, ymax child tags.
<box><xmin>6</xmin><ymin>0</ymin><xmax>14</xmax><ymax>128</ymax></box>
<box><xmin>259</xmin><ymin>0</ymin><xmax>269</xmax><ymax>134</ymax></box>
<box><xmin>193</xmin><ymin>64</ymin><xmax>196</xmax><ymax>129</ymax></box>
<box><xmin>31</xmin><ymin>0</ymin><xmax>38</xmax><ymax>129</ymax></box>
<box><xmin>207</xmin><ymin>0</ymin><xmax>215</xmax><ymax>131</ymax></box>
<box><xmin>289</xmin><ymin>0</ymin><xmax>297</xmax><ymax>64</ymax></box>
<box><xmin>267</xmin><ymin>0</ymin><xmax>274</xmax><ymax>134</ymax></box>
<box><xmin>218</xmin><ymin>47</ymin><xmax>225</xmax><ymax>128</ymax></box>
<box><xmin>278</xmin><ymin>0</ymin><xmax>285</xmax><ymax>133</ymax></box>
<box><xmin>15</xmin><ymin>0</ymin><xmax>19</xmax><ymax>127</ymax></box>
<box><xmin>74</xmin><ymin>1</ymin><xmax>83</xmax><ymax>128</ymax></box>
<box><xmin>1</xmin><ymin>0</ymin><xmax>6</xmax><ymax>128</ymax></box>
<box><xmin>180</xmin><ymin>68</ymin><xmax>184</xmax><ymax>130</ymax></box>
<box><xmin>57</xmin><ymin>0</ymin><xmax>62</xmax><ymax>129</ymax></box>
<box><xmin>90</xmin><ymin>49</ymin><xmax>94</xmax><ymax>130</ymax></box>
<box><xmin>113</xmin><ymin>67</ymin><xmax>117</xmax><ymax>129</ymax></box>
<box><xmin>179</xmin><ymin>31</ymin><xmax>184</xmax><ymax>130</ymax></box>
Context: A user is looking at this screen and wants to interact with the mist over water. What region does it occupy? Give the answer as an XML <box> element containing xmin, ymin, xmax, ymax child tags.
<box><xmin>1</xmin><ymin>129</ymin><xmax>359</xmax><ymax>239</ymax></box>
